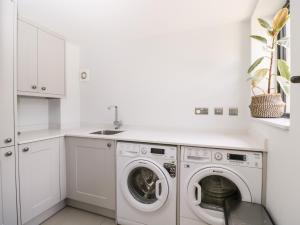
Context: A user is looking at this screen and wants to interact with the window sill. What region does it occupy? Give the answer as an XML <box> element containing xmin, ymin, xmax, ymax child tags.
<box><xmin>252</xmin><ymin>117</ymin><xmax>290</xmax><ymax>130</ymax></box>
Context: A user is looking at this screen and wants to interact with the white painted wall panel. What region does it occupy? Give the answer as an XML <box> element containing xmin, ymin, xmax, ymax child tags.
<box><xmin>80</xmin><ymin>22</ymin><xmax>251</xmax><ymax>130</ymax></box>
<box><xmin>60</xmin><ymin>43</ymin><xmax>80</xmax><ymax>129</ymax></box>
<box><xmin>17</xmin><ymin>97</ymin><xmax>49</xmax><ymax>132</ymax></box>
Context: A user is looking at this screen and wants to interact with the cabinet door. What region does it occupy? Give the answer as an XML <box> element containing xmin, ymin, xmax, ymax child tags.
<box><xmin>67</xmin><ymin>138</ymin><xmax>116</xmax><ymax>210</ymax></box>
<box><xmin>19</xmin><ymin>138</ymin><xmax>60</xmax><ymax>224</ymax></box>
<box><xmin>38</xmin><ymin>30</ymin><xmax>65</xmax><ymax>96</ymax></box>
<box><xmin>0</xmin><ymin>0</ymin><xmax>15</xmax><ymax>148</ymax></box>
<box><xmin>17</xmin><ymin>21</ymin><xmax>38</xmax><ymax>93</ymax></box>
<box><xmin>0</xmin><ymin>147</ymin><xmax>18</xmax><ymax>225</ymax></box>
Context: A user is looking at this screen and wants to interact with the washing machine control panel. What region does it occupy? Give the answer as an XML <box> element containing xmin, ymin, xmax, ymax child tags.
<box><xmin>140</xmin><ymin>144</ymin><xmax>177</xmax><ymax>160</ymax></box>
<box><xmin>118</xmin><ymin>142</ymin><xmax>177</xmax><ymax>160</ymax></box>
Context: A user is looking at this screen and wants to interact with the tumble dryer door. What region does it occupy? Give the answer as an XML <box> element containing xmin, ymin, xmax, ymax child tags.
<box><xmin>121</xmin><ymin>159</ymin><xmax>169</xmax><ymax>212</ymax></box>
<box><xmin>186</xmin><ymin>167</ymin><xmax>252</xmax><ymax>225</ymax></box>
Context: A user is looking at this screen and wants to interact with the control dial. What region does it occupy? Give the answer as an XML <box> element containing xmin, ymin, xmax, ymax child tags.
<box><xmin>214</xmin><ymin>152</ymin><xmax>223</xmax><ymax>161</ymax></box>
<box><xmin>141</xmin><ymin>148</ymin><xmax>147</xmax><ymax>154</ymax></box>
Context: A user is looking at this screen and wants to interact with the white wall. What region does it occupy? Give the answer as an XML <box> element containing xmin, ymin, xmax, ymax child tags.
<box><xmin>249</xmin><ymin>1</ymin><xmax>300</xmax><ymax>224</ymax></box>
<box><xmin>60</xmin><ymin>42</ymin><xmax>81</xmax><ymax>129</ymax></box>
<box><xmin>17</xmin><ymin>97</ymin><xmax>49</xmax><ymax>132</ymax></box>
<box><xmin>80</xmin><ymin>21</ymin><xmax>251</xmax><ymax>130</ymax></box>
<box><xmin>18</xmin><ymin>0</ymin><xmax>255</xmax><ymax>131</ymax></box>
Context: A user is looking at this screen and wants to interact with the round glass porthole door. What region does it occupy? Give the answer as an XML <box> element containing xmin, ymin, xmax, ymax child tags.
<box><xmin>187</xmin><ymin>167</ymin><xmax>252</xmax><ymax>225</ymax></box>
<box><xmin>121</xmin><ymin>160</ymin><xmax>169</xmax><ymax>212</ymax></box>
<box><xmin>200</xmin><ymin>175</ymin><xmax>241</xmax><ymax>212</ymax></box>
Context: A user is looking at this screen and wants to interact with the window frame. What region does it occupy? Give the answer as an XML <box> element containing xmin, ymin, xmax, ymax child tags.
<box><xmin>277</xmin><ymin>0</ymin><xmax>290</xmax><ymax>118</ymax></box>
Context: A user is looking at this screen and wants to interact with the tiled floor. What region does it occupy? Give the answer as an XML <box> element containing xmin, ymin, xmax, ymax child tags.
<box><xmin>41</xmin><ymin>207</ymin><xmax>115</xmax><ymax>225</ymax></box>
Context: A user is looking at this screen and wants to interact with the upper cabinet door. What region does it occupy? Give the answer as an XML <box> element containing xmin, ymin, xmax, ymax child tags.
<box><xmin>0</xmin><ymin>0</ymin><xmax>15</xmax><ymax>148</ymax></box>
<box><xmin>38</xmin><ymin>30</ymin><xmax>65</xmax><ymax>96</ymax></box>
<box><xmin>17</xmin><ymin>21</ymin><xmax>38</xmax><ymax>93</ymax></box>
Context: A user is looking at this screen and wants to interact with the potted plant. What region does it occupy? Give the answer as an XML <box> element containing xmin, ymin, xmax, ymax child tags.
<box><xmin>248</xmin><ymin>7</ymin><xmax>290</xmax><ymax>118</ymax></box>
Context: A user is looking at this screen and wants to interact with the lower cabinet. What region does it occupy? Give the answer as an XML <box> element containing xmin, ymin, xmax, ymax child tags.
<box><xmin>0</xmin><ymin>147</ymin><xmax>18</xmax><ymax>225</ymax></box>
<box><xmin>66</xmin><ymin>137</ymin><xmax>116</xmax><ymax>210</ymax></box>
<box><xmin>19</xmin><ymin>138</ymin><xmax>61</xmax><ymax>224</ymax></box>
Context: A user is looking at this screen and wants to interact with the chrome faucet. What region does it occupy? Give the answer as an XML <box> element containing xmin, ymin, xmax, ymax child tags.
<box><xmin>107</xmin><ymin>105</ymin><xmax>122</xmax><ymax>130</ymax></box>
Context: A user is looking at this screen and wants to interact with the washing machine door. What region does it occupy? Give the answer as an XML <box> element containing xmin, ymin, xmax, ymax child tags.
<box><xmin>187</xmin><ymin>167</ymin><xmax>252</xmax><ymax>225</ymax></box>
<box><xmin>121</xmin><ymin>159</ymin><xmax>169</xmax><ymax>212</ymax></box>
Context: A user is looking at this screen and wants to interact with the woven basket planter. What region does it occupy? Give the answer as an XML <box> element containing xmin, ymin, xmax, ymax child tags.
<box><xmin>249</xmin><ymin>94</ymin><xmax>285</xmax><ymax>118</ymax></box>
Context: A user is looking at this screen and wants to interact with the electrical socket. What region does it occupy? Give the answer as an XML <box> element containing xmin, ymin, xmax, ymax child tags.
<box><xmin>195</xmin><ymin>107</ymin><xmax>209</xmax><ymax>115</ymax></box>
<box><xmin>214</xmin><ymin>107</ymin><xmax>223</xmax><ymax>115</ymax></box>
<box><xmin>229</xmin><ymin>107</ymin><xmax>238</xmax><ymax>116</ymax></box>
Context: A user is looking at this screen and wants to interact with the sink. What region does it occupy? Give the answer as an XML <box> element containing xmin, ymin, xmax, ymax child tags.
<box><xmin>90</xmin><ymin>130</ymin><xmax>123</xmax><ymax>135</ymax></box>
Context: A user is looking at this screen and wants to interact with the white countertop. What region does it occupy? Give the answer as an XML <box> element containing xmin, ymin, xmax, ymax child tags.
<box><xmin>18</xmin><ymin>127</ymin><xmax>266</xmax><ymax>152</ymax></box>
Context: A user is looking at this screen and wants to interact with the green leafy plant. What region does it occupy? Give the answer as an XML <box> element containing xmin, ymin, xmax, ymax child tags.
<box><xmin>248</xmin><ymin>8</ymin><xmax>290</xmax><ymax>95</ymax></box>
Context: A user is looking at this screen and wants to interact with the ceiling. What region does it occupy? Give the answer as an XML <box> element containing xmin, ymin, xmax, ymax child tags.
<box><xmin>19</xmin><ymin>0</ymin><xmax>258</xmax><ymax>43</ymax></box>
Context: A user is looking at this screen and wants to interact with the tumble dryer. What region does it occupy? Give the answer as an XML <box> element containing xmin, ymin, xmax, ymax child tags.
<box><xmin>180</xmin><ymin>146</ymin><xmax>263</xmax><ymax>225</ymax></box>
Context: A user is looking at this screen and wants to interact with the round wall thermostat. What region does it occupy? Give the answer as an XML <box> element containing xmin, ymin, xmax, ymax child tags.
<box><xmin>81</xmin><ymin>72</ymin><xmax>87</xmax><ymax>79</ymax></box>
<box><xmin>80</xmin><ymin>69</ymin><xmax>90</xmax><ymax>81</ymax></box>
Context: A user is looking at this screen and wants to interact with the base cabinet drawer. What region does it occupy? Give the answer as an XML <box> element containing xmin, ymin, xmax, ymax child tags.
<box><xmin>66</xmin><ymin>137</ymin><xmax>116</xmax><ymax>210</ymax></box>
<box><xmin>19</xmin><ymin>138</ymin><xmax>61</xmax><ymax>224</ymax></box>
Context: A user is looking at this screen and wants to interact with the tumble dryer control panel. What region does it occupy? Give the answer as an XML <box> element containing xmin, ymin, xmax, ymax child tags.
<box><xmin>181</xmin><ymin>146</ymin><xmax>262</xmax><ymax>168</ymax></box>
<box><xmin>212</xmin><ymin>150</ymin><xmax>262</xmax><ymax>168</ymax></box>
<box><xmin>182</xmin><ymin>147</ymin><xmax>212</xmax><ymax>163</ymax></box>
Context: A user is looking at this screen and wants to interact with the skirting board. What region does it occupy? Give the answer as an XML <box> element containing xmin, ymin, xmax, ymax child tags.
<box><xmin>66</xmin><ymin>198</ymin><xmax>115</xmax><ymax>219</ymax></box>
<box><xmin>24</xmin><ymin>200</ymin><xmax>66</xmax><ymax>225</ymax></box>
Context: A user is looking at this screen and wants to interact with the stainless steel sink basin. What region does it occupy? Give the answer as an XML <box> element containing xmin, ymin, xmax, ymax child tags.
<box><xmin>90</xmin><ymin>130</ymin><xmax>123</xmax><ymax>135</ymax></box>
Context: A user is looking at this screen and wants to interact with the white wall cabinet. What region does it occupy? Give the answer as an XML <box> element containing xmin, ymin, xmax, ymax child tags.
<box><xmin>66</xmin><ymin>138</ymin><xmax>116</xmax><ymax>210</ymax></box>
<box><xmin>18</xmin><ymin>20</ymin><xmax>65</xmax><ymax>98</ymax></box>
<box><xmin>0</xmin><ymin>0</ymin><xmax>15</xmax><ymax>148</ymax></box>
<box><xmin>0</xmin><ymin>147</ymin><xmax>18</xmax><ymax>225</ymax></box>
<box><xmin>19</xmin><ymin>138</ymin><xmax>61</xmax><ymax>224</ymax></box>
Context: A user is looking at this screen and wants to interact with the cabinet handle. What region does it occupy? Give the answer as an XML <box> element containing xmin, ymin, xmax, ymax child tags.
<box><xmin>4</xmin><ymin>138</ymin><xmax>12</xmax><ymax>144</ymax></box>
<box><xmin>22</xmin><ymin>147</ymin><xmax>29</xmax><ymax>152</ymax></box>
<box><xmin>31</xmin><ymin>85</ymin><xmax>37</xmax><ymax>90</ymax></box>
<box><xmin>107</xmin><ymin>143</ymin><xmax>112</xmax><ymax>148</ymax></box>
<box><xmin>5</xmin><ymin>151</ymin><xmax>13</xmax><ymax>157</ymax></box>
<box><xmin>41</xmin><ymin>87</ymin><xmax>47</xmax><ymax>91</ymax></box>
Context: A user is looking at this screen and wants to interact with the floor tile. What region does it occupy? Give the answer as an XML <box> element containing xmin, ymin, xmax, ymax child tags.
<box><xmin>102</xmin><ymin>218</ymin><xmax>115</xmax><ymax>225</ymax></box>
<box><xmin>41</xmin><ymin>207</ymin><xmax>109</xmax><ymax>225</ymax></box>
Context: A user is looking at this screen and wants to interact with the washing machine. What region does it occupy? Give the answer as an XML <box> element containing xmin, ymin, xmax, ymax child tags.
<box><xmin>180</xmin><ymin>146</ymin><xmax>263</xmax><ymax>225</ymax></box>
<box><xmin>117</xmin><ymin>142</ymin><xmax>177</xmax><ymax>225</ymax></box>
